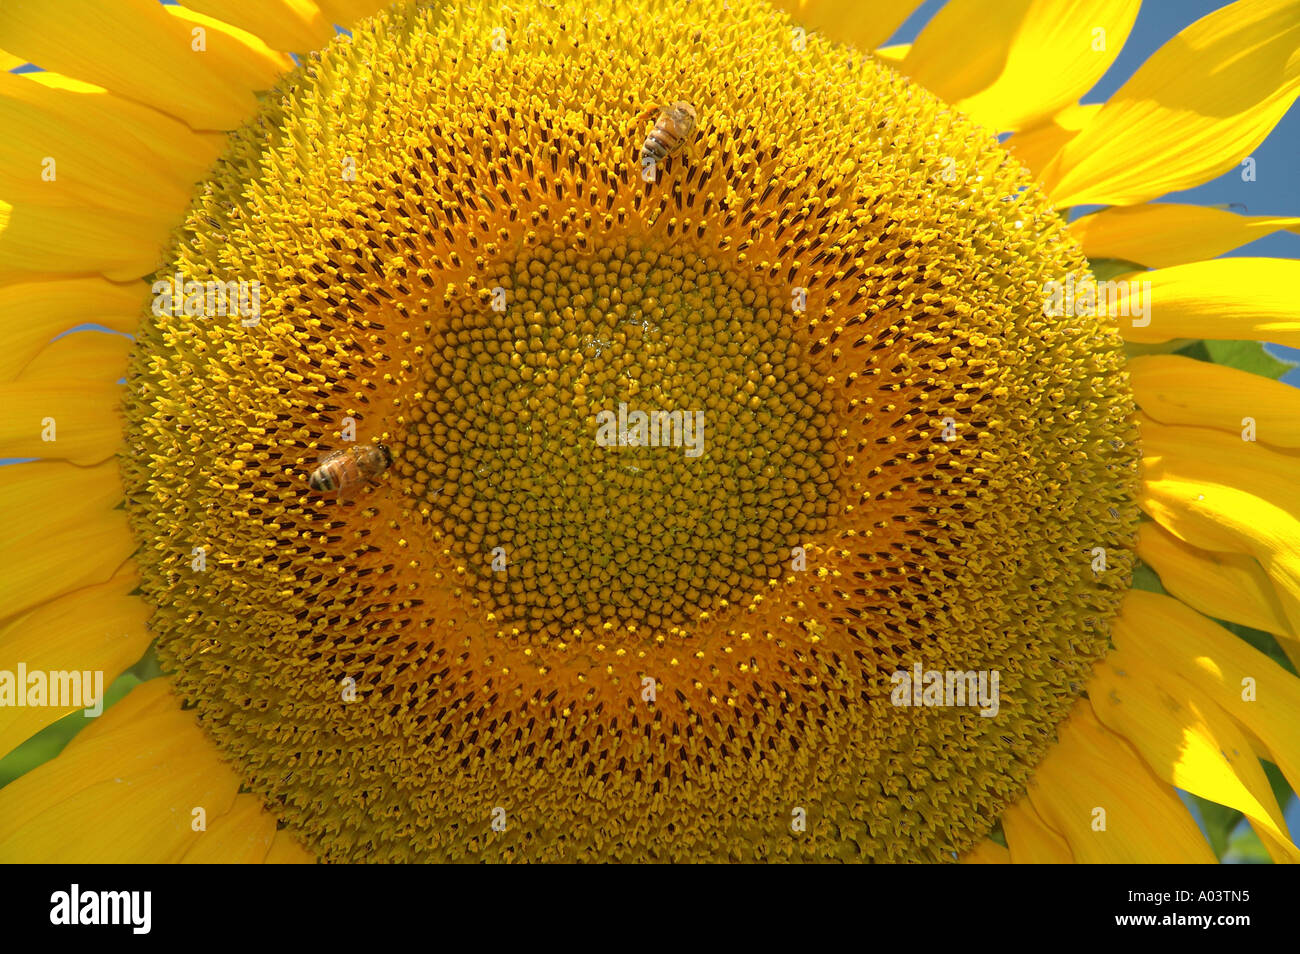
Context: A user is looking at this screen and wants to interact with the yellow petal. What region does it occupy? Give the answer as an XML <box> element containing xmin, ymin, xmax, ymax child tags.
<box><xmin>1113</xmin><ymin>589</ymin><xmax>1300</xmax><ymax>800</ymax></box>
<box><xmin>180</xmin><ymin>794</ymin><xmax>277</xmax><ymax>863</ymax></box>
<box><xmin>0</xmin><ymin>69</ymin><xmax>220</xmax><ymax>214</ymax></box>
<box><xmin>0</xmin><ymin>0</ymin><xmax>287</xmax><ymax>130</ymax></box>
<box><xmin>0</xmin><ymin>199</ymin><xmax>172</xmax><ymax>281</ymax></box>
<box><xmin>1043</xmin><ymin>0</ymin><xmax>1300</xmax><ymax>207</ymax></box>
<box><xmin>960</xmin><ymin>837</ymin><xmax>1010</xmax><ymax>863</ymax></box>
<box><xmin>1071</xmin><ymin>203</ymin><xmax>1300</xmax><ymax>269</ymax></box>
<box><xmin>1005</xmin><ymin>103</ymin><xmax>1101</xmax><ymax>179</ymax></box>
<box><xmin>771</xmin><ymin>0</ymin><xmax>922</xmax><ymax>52</ymax></box>
<box><xmin>0</xmin><ymin>48</ymin><xmax>24</xmax><ymax>71</ymax></box>
<box><xmin>265</xmin><ymin>830</ymin><xmax>316</xmax><ymax>863</ymax></box>
<box><xmin>1025</xmin><ymin>702</ymin><xmax>1216</xmax><ymax>862</ymax></box>
<box><xmin>315</xmin><ymin>0</ymin><xmax>398</xmax><ymax>27</ymax></box>
<box><xmin>1001</xmin><ymin>799</ymin><xmax>1074</xmax><ymax>862</ymax></box>
<box><xmin>1089</xmin><ymin>653</ymin><xmax>1298</xmax><ymax>863</ymax></box>
<box><xmin>178</xmin><ymin>0</ymin><xmax>335</xmax><ymax>53</ymax></box>
<box><xmin>0</xmin><ymin>680</ymin><xmax>289</xmax><ymax>862</ymax></box>
<box><xmin>0</xmin><ymin>378</ymin><xmax>123</xmax><ymax>463</ymax></box>
<box><xmin>1138</xmin><ymin>521</ymin><xmax>1295</xmax><ymax>640</ymax></box>
<box><xmin>903</xmin><ymin>0</ymin><xmax>1139</xmax><ymax>132</ymax></box>
<box><xmin>162</xmin><ymin>6</ymin><xmax>295</xmax><ymax>105</ymax></box>
<box><xmin>874</xmin><ymin>44</ymin><xmax>910</xmax><ymax>63</ymax></box>
<box><xmin>1129</xmin><ymin>354</ymin><xmax>1300</xmax><ymax>447</ymax></box>
<box><xmin>0</xmin><ymin>565</ymin><xmax>149</xmax><ymax>759</ymax></box>
<box><xmin>0</xmin><ymin>277</ymin><xmax>144</xmax><ymax>380</ymax></box>
<box><xmin>1138</xmin><ymin>416</ymin><xmax>1300</xmax><ymax>635</ymax></box>
<box><xmin>19</xmin><ymin>331</ymin><xmax>133</xmax><ymax>382</ymax></box>
<box><xmin>1118</xmin><ymin>258</ymin><xmax>1300</xmax><ymax>345</ymax></box>
<box><xmin>0</xmin><ymin>461</ymin><xmax>131</xmax><ymax>621</ymax></box>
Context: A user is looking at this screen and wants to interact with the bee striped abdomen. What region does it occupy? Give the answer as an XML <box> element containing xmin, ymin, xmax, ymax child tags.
<box><xmin>640</xmin><ymin>101</ymin><xmax>698</xmax><ymax>166</ymax></box>
<box><xmin>308</xmin><ymin>469</ymin><xmax>337</xmax><ymax>492</ymax></box>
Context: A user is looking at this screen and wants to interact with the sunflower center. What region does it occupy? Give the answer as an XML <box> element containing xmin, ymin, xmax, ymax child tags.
<box><xmin>407</xmin><ymin>240</ymin><xmax>835</xmax><ymax>635</ymax></box>
<box><xmin>120</xmin><ymin>0</ymin><xmax>1140</xmax><ymax>863</ymax></box>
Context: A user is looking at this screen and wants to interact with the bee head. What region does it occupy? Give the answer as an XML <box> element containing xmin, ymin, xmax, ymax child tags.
<box><xmin>377</xmin><ymin>443</ymin><xmax>393</xmax><ymax>467</ymax></box>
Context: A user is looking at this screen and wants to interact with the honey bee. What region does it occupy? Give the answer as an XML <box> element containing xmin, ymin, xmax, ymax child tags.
<box><xmin>308</xmin><ymin>443</ymin><xmax>393</xmax><ymax>499</ymax></box>
<box><xmin>639</xmin><ymin>101</ymin><xmax>698</xmax><ymax>168</ymax></box>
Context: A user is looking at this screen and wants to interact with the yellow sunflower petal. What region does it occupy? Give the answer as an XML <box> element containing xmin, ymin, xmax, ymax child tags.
<box><xmin>20</xmin><ymin>71</ymin><xmax>228</xmax><ymax>174</ymax></box>
<box><xmin>1138</xmin><ymin>417</ymin><xmax>1300</xmax><ymax>634</ymax></box>
<box><xmin>1089</xmin><ymin>653</ymin><xmax>1299</xmax><ymax>863</ymax></box>
<box><xmin>0</xmin><ymin>461</ymin><xmax>131</xmax><ymax>624</ymax></box>
<box><xmin>315</xmin><ymin>0</ymin><xmax>398</xmax><ymax>27</ymax></box>
<box><xmin>1005</xmin><ymin>103</ymin><xmax>1101</xmax><ymax>179</ymax></box>
<box><xmin>19</xmin><ymin>331</ymin><xmax>133</xmax><ymax>382</ymax></box>
<box><xmin>0</xmin><ymin>565</ymin><xmax>149</xmax><ymax>759</ymax></box>
<box><xmin>0</xmin><ymin>199</ymin><xmax>172</xmax><ymax>281</ymax></box>
<box><xmin>265</xmin><ymin>830</ymin><xmax>316</xmax><ymax>864</ymax></box>
<box><xmin>178</xmin><ymin>0</ymin><xmax>335</xmax><ymax>53</ymax></box>
<box><xmin>1071</xmin><ymin>204</ymin><xmax>1300</xmax><ymax>269</ymax></box>
<box><xmin>1138</xmin><ymin>521</ymin><xmax>1295</xmax><ymax>641</ymax></box>
<box><xmin>0</xmin><ymin>0</ymin><xmax>288</xmax><ymax>130</ymax></box>
<box><xmin>0</xmin><ymin>277</ymin><xmax>144</xmax><ymax>380</ymax></box>
<box><xmin>961</xmin><ymin>838</ymin><xmax>1010</xmax><ymax>863</ymax></box>
<box><xmin>1118</xmin><ymin>258</ymin><xmax>1300</xmax><ymax>345</ymax></box>
<box><xmin>162</xmin><ymin>6</ymin><xmax>295</xmax><ymax>102</ymax></box>
<box><xmin>1001</xmin><ymin>799</ymin><xmax>1074</xmax><ymax>862</ymax></box>
<box><xmin>874</xmin><ymin>43</ymin><xmax>910</xmax><ymax>63</ymax></box>
<box><xmin>772</xmin><ymin>0</ymin><xmax>922</xmax><ymax>52</ymax></box>
<box><xmin>902</xmin><ymin>0</ymin><xmax>1139</xmax><ymax>132</ymax></box>
<box><xmin>0</xmin><ymin>49</ymin><xmax>24</xmax><ymax>70</ymax></box>
<box><xmin>0</xmin><ymin>378</ymin><xmax>122</xmax><ymax>463</ymax></box>
<box><xmin>1025</xmin><ymin>702</ymin><xmax>1216</xmax><ymax>862</ymax></box>
<box><xmin>179</xmin><ymin>793</ymin><xmax>278</xmax><ymax>863</ymax></box>
<box><xmin>0</xmin><ymin>679</ymin><xmax>273</xmax><ymax>862</ymax></box>
<box><xmin>1043</xmin><ymin>0</ymin><xmax>1300</xmax><ymax>208</ymax></box>
<box><xmin>0</xmin><ymin>70</ymin><xmax>220</xmax><ymax>214</ymax></box>
<box><xmin>1113</xmin><ymin>589</ymin><xmax>1300</xmax><ymax>799</ymax></box>
<box><xmin>1129</xmin><ymin>354</ymin><xmax>1300</xmax><ymax>447</ymax></box>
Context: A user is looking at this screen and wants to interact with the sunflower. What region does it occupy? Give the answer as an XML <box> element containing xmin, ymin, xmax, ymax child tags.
<box><xmin>1</xmin><ymin>0</ymin><xmax>1298</xmax><ymax>863</ymax></box>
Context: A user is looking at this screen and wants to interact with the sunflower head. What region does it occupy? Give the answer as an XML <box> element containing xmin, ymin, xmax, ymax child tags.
<box><xmin>109</xmin><ymin>0</ymin><xmax>1147</xmax><ymax>862</ymax></box>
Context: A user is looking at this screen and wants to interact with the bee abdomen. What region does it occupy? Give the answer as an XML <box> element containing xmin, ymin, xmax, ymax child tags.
<box><xmin>309</xmin><ymin>469</ymin><xmax>336</xmax><ymax>492</ymax></box>
<box><xmin>641</xmin><ymin>131</ymin><xmax>674</xmax><ymax>164</ymax></box>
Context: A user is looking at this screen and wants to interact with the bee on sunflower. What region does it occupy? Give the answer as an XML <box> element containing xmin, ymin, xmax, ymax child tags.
<box><xmin>0</xmin><ymin>0</ymin><xmax>1298</xmax><ymax>864</ymax></box>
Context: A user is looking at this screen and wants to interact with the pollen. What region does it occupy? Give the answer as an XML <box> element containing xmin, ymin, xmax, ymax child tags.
<box><xmin>121</xmin><ymin>0</ymin><xmax>1139</xmax><ymax>862</ymax></box>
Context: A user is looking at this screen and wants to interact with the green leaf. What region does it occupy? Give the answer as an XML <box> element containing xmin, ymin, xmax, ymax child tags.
<box><xmin>988</xmin><ymin>821</ymin><xmax>1007</xmax><ymax>848</ymax></box>
<box><xmin>1192</xmin><ymin>795</ymin><xmax>1244</xmax><ymax>859</ymax></box>
<box><xmin>1123</xmin><ymin>338</ymin><xmax>1198</xmax><ymax>358</ymax></box>
<box><xmin>1261</xmin><ymin>761</ymin><xmax>1294</xmax><ymax>818</ymax></box>
<box><xmin>1088</xmin><ymin>257</ymin><xmax>1146</xmax><ymax>282</ymax></box>
<box><xmin>1130</xmin><ymin>558</ymin><xmax>1166</xmax><ymax>595</ymax></box>
<box><xmin>1204</xmin><ymin>340</ymin><xmax>1297</xmax><ymax>381</ymax></box>
<box><xmin>1172</xmin><ymin>340</ymin><xmax>1213</xmax><ymax>362</ymax></box>
<box><xmin>1223</xmin><ymin>822</ymin><xmax>1272</xmax><ymax>864</ymax></box>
